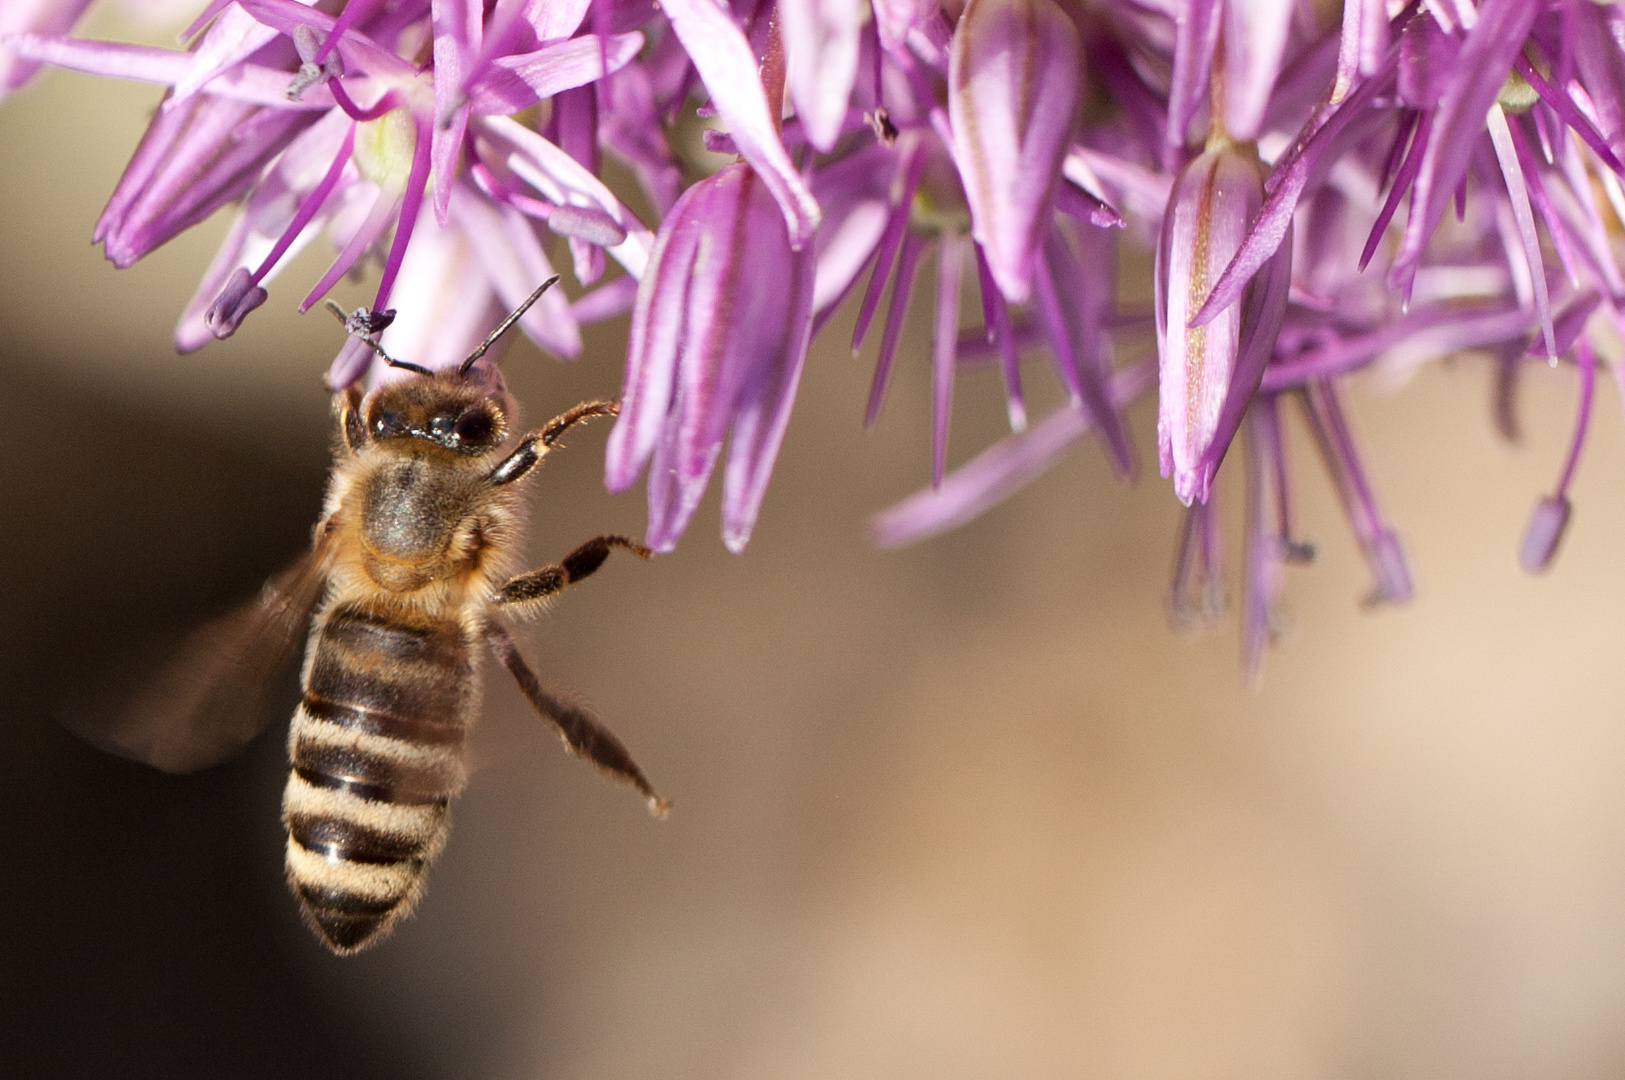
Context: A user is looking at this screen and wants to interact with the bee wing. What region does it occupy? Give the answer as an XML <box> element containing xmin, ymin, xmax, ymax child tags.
<box><xmin>63</xmin><ymin>548</ymin><xmax>331</xmax><ymax>774</ymax></box>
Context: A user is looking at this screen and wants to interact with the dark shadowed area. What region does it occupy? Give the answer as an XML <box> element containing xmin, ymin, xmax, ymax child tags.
<box><xmin>6</xmin><ymin>18</ymin><xmax>1625</xmax><ymax>1080</ymax></box>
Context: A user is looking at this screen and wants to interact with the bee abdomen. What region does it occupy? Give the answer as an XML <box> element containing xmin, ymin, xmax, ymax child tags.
<box><xmin>284</xmin><ymin>605</ymin><xmax>474</xmax><ymax>954</ymax></box>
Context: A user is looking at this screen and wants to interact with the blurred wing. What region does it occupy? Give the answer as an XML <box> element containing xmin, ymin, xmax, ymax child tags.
<box><xmin>62</xmin><ymin>549</ymin><xmax>331</xmax><ymax>774</ymax></box>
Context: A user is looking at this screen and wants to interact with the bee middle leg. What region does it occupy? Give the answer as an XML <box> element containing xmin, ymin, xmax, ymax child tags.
<box><xmin>486</xmin><ymin>400</ymin><xmax>619</xmax><ymax>486</ymax></box>
<box><xmin>486</xmin><ymin>622</ymin><xmax>666</xmax><ymax>815</ymax></box>
<box><xmin>494</xmin><ymin>535</ymin><xmax>651</xmax><ymax>612</ymax></box>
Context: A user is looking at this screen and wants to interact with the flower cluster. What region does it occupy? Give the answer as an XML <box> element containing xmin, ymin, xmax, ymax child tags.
<box><xmin>7</xmin><ymin>0</ymin><xmax>1625</xmax><ymax>674</ymax></box>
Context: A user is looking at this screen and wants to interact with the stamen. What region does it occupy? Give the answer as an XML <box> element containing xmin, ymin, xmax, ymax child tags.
<box><xmin>1298</xmin><ymin>381</ymin><xmax>1413</xmax><ymax>606</ymax></box>
<box><xmin>205</xmin><ymin>268</ymin><xmax>268</xmax><ymax>339</ymax></box>
<box><xmin>372</xmin><ymin>115</ymin><xmax>434</xmax><ymax>312</ymax></box>
<box><xmin>974</xmin><ymin>243</ymin><xmax>1025</xmax><ymax>432</ymax></box>
<box><xmin>932</xmin><ymin>232</ymin><xmax>965</xmax><ymax>488</ymax></box>
<box><xmin>248</xmin><ymin>125</ymin><xmax>357</xmax><ymax>291</ymax></box>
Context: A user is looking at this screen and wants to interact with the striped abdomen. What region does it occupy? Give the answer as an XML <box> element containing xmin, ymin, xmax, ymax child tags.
<box><xmin>282</xmin><ymin>603</ymin><xmax>476</xmax><ymax>954</ymax></box>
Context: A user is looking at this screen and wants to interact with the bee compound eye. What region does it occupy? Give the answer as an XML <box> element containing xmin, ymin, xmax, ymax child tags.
<box><xmin>453</xmin><ymin>410</ymin><xmax>494</xmax><ymax>445</ymax></box>
<box><xmin>429</xmin><ymin>414</ymin><xmax>456</xmax><ymax>439</ymax></box>
<box><xmin>374</xmin><ymin>410</ymin><xmax>403</xmax><ymax>435</ymax></box>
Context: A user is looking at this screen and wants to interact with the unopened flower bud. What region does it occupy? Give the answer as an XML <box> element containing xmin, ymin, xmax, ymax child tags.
<box><xmin>1156</xmin><ymin>144</ymin><xmax>1286</xmax><ymax>505</ymax></box>
<box><xmin>948</xmin><ymin>0</ymin><xmax>1080</xmax><ymax>304</ymax></box>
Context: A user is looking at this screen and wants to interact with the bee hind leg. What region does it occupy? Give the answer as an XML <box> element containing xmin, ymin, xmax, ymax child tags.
<box><xmin>486</xmin><ymin>621</ymin><xmax>666</xmax><ymax>816</ymax></box>
<box><xmin>493</xmin><ymin>535</ymin><xmax>650</xmax><ymax>614</ymax></box>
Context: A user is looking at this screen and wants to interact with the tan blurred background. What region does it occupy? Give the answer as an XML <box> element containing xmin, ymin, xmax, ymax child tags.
<box><xmin>5</xmin><ymin>14</ymin><xmax>1625</xmax><ymax>1080</ymax></box>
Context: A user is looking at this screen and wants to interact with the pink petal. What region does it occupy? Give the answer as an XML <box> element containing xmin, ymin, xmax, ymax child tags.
<box><xmin>1486</xmin><ymin>104</ymin><xmax>1555</xmax><ymax>359</ymax></box>
<box><xmin>1165</xmin><ymin>0</ymin><xmax>1220</xmax><ymax>156</ymax></box>
<box><xmin>779</xmin><ymin>0</ymin><xmax>862</xmax><ymax>152</ymax></box>
<box><xmin>948</xmin><ymin>0</ymin><xmax>1081</xmax><ymax>304</ymax></box>
<box><xmin>171</xmin><ymin>2</ymin><xmax>280</xmax><ymax>103</ymax></box>
<box><xmin>1223</xmin><ymin>0</ymin><xmax>1293</xmax><ymax>141</ymax></box>
<box><xmin>605</xmin><ymin>178</ymin><xmax>715</xmax><ymax>491</ymax></box>
<box><xmin>476</xmin><ymin>114</ymin><xmax>654</xmax><ymax>277</ymax></box>
<box><xmin>470</xmin><ymin>32</ymin><xmax>644</xmax><ymax>115</ymax></box>
<box><xmin>660</xmin><ymin>0</ymin><xmax>822</xmax><ymax>248</ymax></box>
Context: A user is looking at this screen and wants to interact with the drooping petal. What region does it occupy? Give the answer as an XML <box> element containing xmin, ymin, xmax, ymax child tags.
<box><xmin>1198</xmin><ymin>210</ymin><xmax>1292</xmax><ymax>491</ymax></box>
<box><xmin>1191</xmin><ymin>65</ymin><xmax>1392</xmax><ymax>327</ymax></box>
<box><xmin>720</xmin><ymin>239</ymin><xmax>817</xmax><ymax>552</ymax></box>
<box><xmin>779</xmin><ymin>0</ymin><xmax>862</xmax><ymax>152</ymax></box>
<box><xmin>469</xmin><ymin>32</ymin><xmax>644</xmax><ymax>115</ymax></box>
<box><xmin>660</xmin><ymin>0</ymin><xmax>822</xmax><ymax>248</ymax></box>
<box><xmin>604</xmin><ymin>177</ymin><xmax>712</xmax><ymax>491</ymax></box>
<box><xmin>1486</xmin><ymin>103</ymin><xmax>1555</xmax><ymax>358</ymax></box>
<box><xmin>948</xmin><ymin>0</ymin><xmax>1081</xmax><ymax>304</ymax></box>
<box><xmin>1223</xmin><ymin>0</ymin><xmax>1293</xmax><ymax>141</ymax></box>
<box><xmin>1166</xmin><ymin>0</ymin><xmax>1220</xmax><ymax>157</ymax></box>
<box><xmin>96</xmin><ymin>90</ymin><xmax>313</xmax><ymax>267</ymax></box>
<box><xmin>605</xmin><ymin>161</ymin><xmax>815</xmax><ymax>552</ymax></box>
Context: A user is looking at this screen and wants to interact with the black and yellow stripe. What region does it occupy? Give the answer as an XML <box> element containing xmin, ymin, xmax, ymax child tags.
<box><xmin>282</xmin><ymin>604</ymin><xmax>474</xmax><ymax>953</ymax></box>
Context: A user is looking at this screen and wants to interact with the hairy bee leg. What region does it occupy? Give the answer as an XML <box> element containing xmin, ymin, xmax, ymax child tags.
<box><xmin>493</xmin><ymin>535</ymin><xmax>651</xmax><ymax>611</ymax></box>
<box><xmin>486</xmin><ymin>400</ymin><xmax>620</xmax><ymax>486</ymax></box>
<box><xmin>486</xmin><ymin>622</ymin><xmax>667</xmax><ymax>816</ymax></box>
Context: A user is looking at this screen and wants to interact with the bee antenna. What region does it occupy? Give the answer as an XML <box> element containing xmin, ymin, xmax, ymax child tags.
<box><xmin>459</xmin><ymin>275</ymin><xmax>561</xmax><ymax>375</ymax></box>
<box><xmin>324</xmin><ymin>300</ymin><xmax>433</xmax><ymax>377</ymax></box>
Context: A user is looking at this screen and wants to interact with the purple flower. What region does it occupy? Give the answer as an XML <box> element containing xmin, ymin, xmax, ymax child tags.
<box><xmin>17</xmin><ymin>0</ymin><xmax>1625</xmax><ymax>677</ymax></box>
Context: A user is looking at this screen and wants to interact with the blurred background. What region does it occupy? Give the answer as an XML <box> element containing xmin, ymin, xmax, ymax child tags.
<box><xmin>6</xmin><ymin>12</ymin><xmax>1625</xmax><ymax>1080</ymax></box>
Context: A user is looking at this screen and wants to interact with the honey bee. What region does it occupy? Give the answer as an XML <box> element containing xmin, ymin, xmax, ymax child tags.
<box><xmin>76</xmin><ymin>278</ymin><xmax>664</xmax><ymax>954</ymax></box>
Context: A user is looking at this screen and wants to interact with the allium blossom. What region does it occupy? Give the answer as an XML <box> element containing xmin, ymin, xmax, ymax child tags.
<box><xmin>14</xmin><ymin>0</ymin><xmax>1625</xmax><ymax>676</ymax></box>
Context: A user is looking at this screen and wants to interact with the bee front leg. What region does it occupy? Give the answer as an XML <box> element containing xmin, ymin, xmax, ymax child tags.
<box><xmin>486</xmin><ymin>400</ymin><xmax>619</xmax><ymax>486</ymax></box>
<box><xmin>486</xmin><ymin>622</ymin><xmax>667</xmax><ymax>816</ymax></box>
<box><xmin>493</xmin><ymin>535</ymin><xmax>651</xmax><ymax>613</ymax></box>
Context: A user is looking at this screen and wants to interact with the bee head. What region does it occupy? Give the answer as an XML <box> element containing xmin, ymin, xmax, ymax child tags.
<box><xmin>364</xmin><ymin>375</ymin><xmax>511</xmax><ymax>454</ymax></box>
<box><xmin>331</xmin><ymin>277</ymin><xmax>560</xmax><ymax>448</ymax></box>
